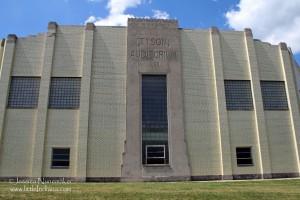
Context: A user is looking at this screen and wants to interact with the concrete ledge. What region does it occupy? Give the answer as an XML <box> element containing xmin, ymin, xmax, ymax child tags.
<box><xmin>7</xmin><ymin>34</ymin><xmax>17</xmax><ymax>43</ymax></box>
<box><xmin>271</xmin><ymin>173</ymin><xmax>299</xmax><ymax>179</ymax></box>
<box><xmin>48</xmin><ymin>22</ymin><xmax>57</xmax><ymax>30</ymax></box>
<box><xmin>0</xmin><ymin>177</ymin><xmax>30</xmax><ymax>182</ymax></box>
<box><xmin>128</xmin><ymin>18</ymin><xmax>178</xmax><ymax>23</ymax></box>
<box><xmin>244</xmin><ymin>28</ymin><xmax>253</xmax><ymax>37</ymax></box>
<box><xmin>263</xmin><ymin>173</ymin><xmax>273</xmax><ymax>179</ymax></box>
<box><xmin>85</xmin><ymin>23</ymin><xmax>95</xmax><ymax>31</ymax></box>
<box><xmin>233</xmin><ymin>174</ymin><xmax>262</xmax><ymax>180</ymax></box>
<box><xmin>1</xmin><ymin>39</ymin><xmax>5</xmax><ymax>47</ymax></box>
<box><xmin>210</xmin><ymin>27</ymin><xmax>220</xmax><ymax>35</ymax></box>
<box><xmin>42</xmin><ymin>177</ymin><xmax>84</xmax><ymax>182</ymax></box>
<box><xmin>222</xmin><ymin>175</ymin><xmax>233</xmax><ymax>180</ymax></box>
<box><xmin>86</xmin><ymin>177</ymin><xmax>121</xmax><ymax>182</ymax></box>
<box><xmin>279</xmin><ymin>42</ymin><xmax>288</xmax><ymax>51</ymax></box>
<box><xmin>191</xmin><ymin>175</ymin><xmax>222</xmax><ymax>181</ymax></box>
<box><xmin>0</xmin><ymin>177</ymin><xmax>75</xmax><ymax>182</ymax></box>
<box><xmin>127</xmin><ymin>18</ymin><xmax>178</xmax><ymax>28</ymax></box>
<box><xmin>142</xmin><ymin>176</ymin><xmax>190</xmax><ymax>182</ymax></box>
<box><xmin>0</xmin><ymin>173</ymin><xmax>298</xmax><ymax>182</ymax></box>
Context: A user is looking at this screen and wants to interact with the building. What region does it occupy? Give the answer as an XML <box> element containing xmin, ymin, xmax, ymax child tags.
<box><xmin>0</xmin><ymin>19</ymin><xmax>300</xmax><ymax>182</ymax></box>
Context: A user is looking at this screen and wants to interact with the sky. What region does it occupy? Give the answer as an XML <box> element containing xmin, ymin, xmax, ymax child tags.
<box><xmin>0</xmin><ymin>0</ymin><xmax>299</xmax><ymax>63</ymax></box>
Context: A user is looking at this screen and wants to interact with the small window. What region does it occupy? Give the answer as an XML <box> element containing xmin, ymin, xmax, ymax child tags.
<box><xmin>260</xmin><ymin>81</ymin><xmax>288</xmax><ymax>110</ymax></box>
<box><xmin>8</xmin><ymin>77</ymin><xmax>40</xmax><ymax>108</ymax></box>
<box><xmin>224</xmin><ymin>80</ymin><xmax>253</xmax><ymax>110</ymax></box>
<box><xmin>51</xmin><ymin>148</ymin><xmax>70</xmax><ymax>168</ymax></box>
<box><xmin>236</xmin><ymin>147</ymin><xmax>253</xmax><ymax>167</ymax></box>
<box><xmin>145</xmin><ymin>145</ymin><xmax>167</xmax><ymax>165</ymax></box>
<box><xmin>49</xmin><ymin>77</ymin><xmax>81</xmax><ymax>109</ymax></box>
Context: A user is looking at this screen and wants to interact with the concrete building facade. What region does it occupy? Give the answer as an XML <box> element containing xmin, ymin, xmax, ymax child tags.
<box><xmin>0</xmin><ymin>19</ymin><xmax>299</xmax><ymax>181</ymax></box>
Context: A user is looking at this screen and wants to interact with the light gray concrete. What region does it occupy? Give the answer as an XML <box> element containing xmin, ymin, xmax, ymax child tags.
<box><xmin>122</xmin><ymin>19</ymin><xmax>191</xmax><ymax>181</ymax></box>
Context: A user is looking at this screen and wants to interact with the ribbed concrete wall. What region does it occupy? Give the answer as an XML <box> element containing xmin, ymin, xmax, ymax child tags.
<box><xmin>87</xmin><ymin>27</ymin><xmax>127</xmax><ymax>178</ymax></box>
<box><xmin>181</xmin><ymin>30</ymin><xmax>221</xmax><ymax>176</ymax></box>
<box><xmin>0</xmin><ymin>20</ymin><xmax>298</xmax><ymax>181</ymax></box>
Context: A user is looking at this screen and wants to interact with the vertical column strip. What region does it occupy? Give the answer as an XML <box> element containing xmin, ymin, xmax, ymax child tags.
<box><xmin>209</xmin><ymin>27</ymin><xmax>233</xmax><ymax>179</ymax></box>
<box><xmin>0</xmin><ymin>39</ymin><xmax>5</xmax><ymax>69</ymax></box>
<box><xmin>0</xmin><ymin>35</ymin><xmax>17</xmax><ymax>148</ymax></box>
<box><xmin>31</xmin><ymin>22</ymin><xmax>57</xmax><ymax>178</ymax></box>
<box><xmin>244</xmin><ymin>28</ymin><xmax>272</xmax><ymax>178</ymax></box>
<box><xmin>74</xmin><ymin>23</ymin><xmax>94</xmax><ymax>181</ymax></box>
<box><xmin>278</xmin><ymin>42</ymin><xmax>300</xmax><ymax>175</ymax></box>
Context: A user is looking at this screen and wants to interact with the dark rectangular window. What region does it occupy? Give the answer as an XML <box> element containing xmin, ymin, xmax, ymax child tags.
<box><xmin>49</xmin><ymin>77</ymin><xmax>81</xmax><ymax>109</ymax></box>
<box><xmin>224</xmin><ymin>80</ymin><xmax>254</xmax><ymax>110</ymax></box>
<box><xmin>142</xmin><ymin>75</ymin><xmax>169</xmax><ymax>165</ymax></box>
<box><xmin>8</xmin><ymin>77</ymin><xmax>40</xmax><ymax>108</ymax></box>
<box><xmin>260</xmin><ymin>81</ymin><xmax>288</xmax><ymax>110</ymax></box>
<box><xmin>51</xmin><ymin>148</ymin><xmax>70</xmax><ymax>168</ymax></box>
<box><xmin>146</xmin><ymin>145</ymin><xmax>166</xmax><ymax>165</ymax></box>
<box><xmin>236</xmin><ymin>147</ymin><xmax>253</xmax><ymax>166</ymax></box>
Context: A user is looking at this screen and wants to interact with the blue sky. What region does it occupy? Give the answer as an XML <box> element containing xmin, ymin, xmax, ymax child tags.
<box><xmin>1</xmin><ymin>0</ymin><xmax>299</xmax><ymax>63</ymax></box>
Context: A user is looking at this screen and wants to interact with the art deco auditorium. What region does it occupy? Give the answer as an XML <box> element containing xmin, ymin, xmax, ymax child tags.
<box><xmin>0</xmin><ymin>19</ymin><xmax>299</xmax><ymax>181</ymax></box>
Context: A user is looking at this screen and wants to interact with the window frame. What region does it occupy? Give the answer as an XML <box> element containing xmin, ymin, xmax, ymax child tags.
<box><xmin>236</xmin><ymin>147</ymin><xmax>254</xmax><ymax>167</ymax></box>
<box><xmin>7</xmin><ymin>76</ymin><xmax>41</xmax><ymax>109</ymax></box>
<box><xmin>145</xmin><ymin>145</ymin><xmax>167</xmax><ymax>165</ymax></box>
<box><xmin>141</xmin><ymin>74</ymin><xmax>169</xmax><ymax>166</ymax></box>
<box><xmin>260</xmin><ymin>80</ymin><xmax>289</xmax><ymax>110</ymax></box>
<box><xmin>224</xmin><ymin>80</ymin><xmax>254</xmax><ymax>111</ymax></box>
<box><xmin>48</xmin><ymin>77</ymin><xmax>81</xmax><ymax>109</ymax></box>
<box><xmin>51</xmin><ymin>147</ymin><xmax>70</xmax><ymax>169</ymax></box>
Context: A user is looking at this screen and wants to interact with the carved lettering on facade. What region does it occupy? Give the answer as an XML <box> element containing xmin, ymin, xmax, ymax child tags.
<box><xmin>130</xmin><ymin>37</ymin><xmax>177</xmax><ymax>62</ymax></box>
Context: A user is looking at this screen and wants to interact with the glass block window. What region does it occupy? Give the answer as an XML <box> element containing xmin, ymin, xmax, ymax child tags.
<box><xmin>236</xmin><ymin>147</ymin><xmax>253</xmax><ymax>166</ymax></box>
<box><xmin>260</xmin><ymin>81</ymin><xmax>288</xmax><ymax>110</ymax></box>
<box><xmin>51</xmin><ymin>148</ymin><xmax>70</xmax><ymax>168</ymax></box>
<box><xmin>8</xmin><ymin>77</ymin><xmax>40</xmax><ymax>108</ymax></box>
<box><xmin>224</xmin><ymin>80</ymin><xmax>254</xmax><ymax>110</ymax></box>
<box><xmin>49</xmin><ymin>77</ymin><xmax>81</xmax><ymax>109</ymax></box>
<box><xmin>142</xmin><ymin>75</ymin><xmax>169</xmax><ymax>165</ymax></box>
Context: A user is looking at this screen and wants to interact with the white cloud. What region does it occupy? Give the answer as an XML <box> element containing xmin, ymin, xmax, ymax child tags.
<box><xmin>108</xmin><ymin>0</ymin><xmax>141</xmax><ymax>14</ymax></box>
<box><xmin>85</xmin><ymin>13</ymin><xmax>135</xmax><ymax>26</ymax></box>
<box><xmin>85</xmin><ymin>16</ymin><xmax>97</xmax><ymax>23</ymax></box>
<box><xmin>85</xmin><ymin>0</ymin><xmax>170</xmax><ymax>26</ymax></box>
<box><xmin>152</xmin><ymin>9</ymin><xmax>170</xmax><ymax>19</ymax></box>
<box><xmin>85</xmin><ymin>0</ymin><xmax>141</xmax><ymax>26</ymax></box>
<box><xmin>226</xmin><ymin>0</ymin><xmax>300</xmax><ymax>53</ymax></box>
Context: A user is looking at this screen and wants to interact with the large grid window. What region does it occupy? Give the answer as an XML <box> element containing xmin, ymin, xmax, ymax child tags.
<box><xmin>236</xmin><ymin>147</ymin><xmax>253</xmax><ymax>167</ymax></box>
<box><xmin>142</xmin><ymin>75</ymin><xmax>169</xmax><ymax>165</ymax></box>
<box><xmin>51</xmin><ymin>148</ymin><xmax>70</xmax><ymax>168</ymax></box>
<box><xmin>8</xmin><ymin>77</ymin><xmax>40</xmax><ymax>108</ymax></box>
<box><xmin>260</xmin><ymin>81</ymin><xmax>288</xmax><ymax>110</ymax></box>
<box><xmin>49</xmin><ymin>77</ymin><xmax>81</xmax><ymax>109</ymax></box>
<box><xmin>224</xmin><ymin>80</ymin><xmax>253</xmax><ymax>110</ymax></box>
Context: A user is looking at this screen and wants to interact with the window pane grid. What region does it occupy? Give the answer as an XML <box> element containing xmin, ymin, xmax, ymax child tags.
<box><xmin>224</xmin><ymin>80</ymin><xmax>254</xmax><ymax>110</ymax></box>
<box><xmin>142</xmin><ymin>75</ymin><xmax>169</xmax><ymax>165</ymax></box>
<box><xmin>260</xmin><ymin>81</ymin><xmax>288</xmax><ymax>110</ymax></box>
<box><xmin>8</xmin><ymin>77</ymin><xmax>40</xmax><ymax>108</ymax></box>
<box><xmin>49</xmin><ymin>77</ymin><xmax>81</xmax><ymax>109</ymax></box>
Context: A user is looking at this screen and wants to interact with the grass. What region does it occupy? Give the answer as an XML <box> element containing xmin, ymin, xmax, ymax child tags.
<box><xmin>0</xmin><ymin>179</ymin><xmax>300</xmax><ymax>200</ymax></box>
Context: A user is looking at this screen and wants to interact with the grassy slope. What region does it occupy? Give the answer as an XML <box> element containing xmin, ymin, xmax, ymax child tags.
<box><xmin>0</xmin><ymin>179</ymin><xmax>300</xmax><ymax>200</ymax></box>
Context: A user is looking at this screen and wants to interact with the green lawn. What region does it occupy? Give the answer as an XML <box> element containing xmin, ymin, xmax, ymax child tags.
<box><xmin>1</xmin><ymin>179</ymin><xmax>300</xmax><ymax>200</ymax></box>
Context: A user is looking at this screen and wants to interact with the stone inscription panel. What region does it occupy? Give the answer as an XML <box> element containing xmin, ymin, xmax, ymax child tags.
<box><xmin>127</xmin><ymin>19</ymin><xmax>180</xmax><ymax>69</ymax></box>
